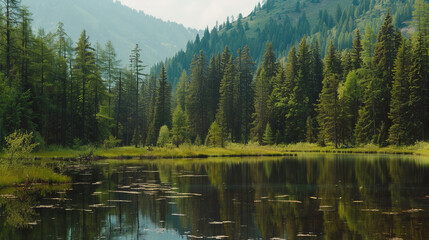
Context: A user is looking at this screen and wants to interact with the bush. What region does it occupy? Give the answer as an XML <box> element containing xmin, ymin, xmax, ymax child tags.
<box><xmin>157</xmin><ymin>125</ymin><xmax>170</xmax><ymax>147</ymax></box>
<box><xmin>4</xmin><ymin>130</ymin><xmax>39</xmax><ymax>163</ymax></box>
<box><xmin>103</xmin><ymin>135</ymin><xmax>122</xmax><ymax>149</ymax></box>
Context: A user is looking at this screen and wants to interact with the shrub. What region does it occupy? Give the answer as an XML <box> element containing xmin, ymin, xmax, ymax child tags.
<box><xmin>103</xmin><ymin>135</ymin><xmax>122</xmax><ymax>149</ymax></box>
<box><xmin>157</xmin><ymin>125</ymin><xmax>170</xmax><ymax>147</ymax></box>
<box><xmin>5</xmin><ymin>130</ymin><xmax>39</xmax><ymax>163</ymax></box>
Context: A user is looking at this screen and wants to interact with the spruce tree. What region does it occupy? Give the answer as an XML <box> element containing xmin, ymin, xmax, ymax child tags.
<box><xmin>176</xmin><ymin>70</ymin><xmax>189</xmax><ymax>111</ymax></box>
<box><xmin>238</xmin><ymin>46</ymin><xmax>255</xmax><ymax>144</ymax></box>
<box><xmin>350</xmin><ymin>29</ymin><xmax>363</xmax><ymax>70</ymax></box>
<box><xmin>186</xmin><ymin>51</ymin><xmax>209</xmax><ymax>140</ymax></box>
<box><xmin>388</xmin><ymin>40</ymin><xmax>412</xmax><ymax>145</ymax></box>
<box><xmin>251</xmin><ymin>43</ymin><xmax>277</xmax><ymax>143</ymax></box>
<box><xmin>263</xmin><ymin>123</ymin><xmax>275</xmax><ymax>145</ymax></box>
<box><xmin>153</xmin><ymin>64</ymin><xmax>172</xmax><ymax>134</ymax></box>
<box><xmin>356</xmin><ymin>12</ymin><xmax>397</xmax><ymax>146</ymax></box>
<box><xmin>309</xmin><ymin>40</ymin><xmax>323</xmax><ymax>107</ymax></box>
<box><xmin>317</xmin><ymin>41</ymin><xmax>342</xmax><ymax>148</ymax></box>
<box><xmin>362</xmin><ymin>24</ymin><xmax>376</xmax><ymax>68</ymax></box>
<box><xmin>207</xmin><ymin>55</ymin><xmax>221</xmax><ymax>123</ymax></box>
<box><xmin>286</xmin><ymin>37</ymin><xmax>312</xmax><ymax>143</ymax></box>
<box><xmin>129</xmin><ymin>44</ymin><xmax>145</xmax><ymax>147</ymax></box>
<box><xmin>408</xmin><ymin>33</ymin><xmax>428</xmax><ymax>142</ymax></box>
<box><xmin>74</xmin><ymin>30</ymin><xmax>96</xmax><ymax>142</ymax></box>
<box><xmin>102</xmin><ymin>40</ymin><xmax>120</xmax><ymax>116</ymax></box>
<box><xmin>269</xmin><ymin>64</ymin><xmax>287</xmax><ymax>143</ymax></box>
<box><xmin>216</xmin><ymin>55</ymin><xmax>235</xmax><ymax>142</ymax></box>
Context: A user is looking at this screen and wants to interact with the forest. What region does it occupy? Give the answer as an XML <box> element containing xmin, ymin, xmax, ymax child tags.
<box><xmin>0</xmin><ymin>0</ymin><xmax>428</xmax><ymax>151</ymax></box>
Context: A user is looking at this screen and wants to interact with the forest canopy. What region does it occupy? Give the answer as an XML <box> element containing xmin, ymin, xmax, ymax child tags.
<box><xmin>0</xmin><ymin>0</ymin><xmax>428</xmax><ymax>150</ymax></box>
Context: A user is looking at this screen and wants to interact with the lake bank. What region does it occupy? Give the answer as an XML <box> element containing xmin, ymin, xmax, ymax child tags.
<box><xmin>24</xmin><ymin>142</ymin><xmax>429</xmax><ymax>161</ymax></box>
<box><xmin>0</xmin><ymin>164</ymin><xmax>71</xmax><ymax>187</ymax></box>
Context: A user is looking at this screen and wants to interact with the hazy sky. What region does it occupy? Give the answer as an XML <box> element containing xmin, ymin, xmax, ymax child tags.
<box><xmin>118</xmin><ymin>0</ymin><xmax>262</xmax><ymax>30</ymax></box>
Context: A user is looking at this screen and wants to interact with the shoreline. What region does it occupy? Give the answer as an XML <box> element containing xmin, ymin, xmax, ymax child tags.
<box><xmin>26</xmin><ymin>143</ymin><xmax>429</xmax><ymax>161</ymax></box>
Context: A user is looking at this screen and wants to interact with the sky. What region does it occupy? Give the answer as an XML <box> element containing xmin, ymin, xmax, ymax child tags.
<box><xmin>118</xmin><ymin>0</ymin><xmax>262</xmax><ymax>30</ymax></box>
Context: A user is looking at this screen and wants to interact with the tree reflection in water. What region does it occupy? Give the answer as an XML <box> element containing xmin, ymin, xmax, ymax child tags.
<box><xmin>1</xmin><ymin>154</ymin><xmax>428</xmax><ymax>239</ymax></box>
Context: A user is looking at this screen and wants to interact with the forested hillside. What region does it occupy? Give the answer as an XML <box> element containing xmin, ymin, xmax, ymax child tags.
<box><xmin>20</xmin><ymin>0</ymin><xmax>199</xmax><ymax>66</ymax></box>
<box><xmin>0</xmin><ymin>0</ymin><xmax>428</xmax><ymax>150</ymax></box>
<box><xmin>152</xmin><ymin>0</ymin><xmax>415</xmax><ymax>87</ymax></box>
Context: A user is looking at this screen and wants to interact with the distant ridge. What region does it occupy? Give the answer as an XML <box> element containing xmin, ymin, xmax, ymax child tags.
<box><xmin>151</xmin><ymin>0</ymin><xmax>414</xmax><ymax>87</ymax></box>
<box><xmin>21</xmin><ymin>0</ymin><xmax>200</xmax><ymax>67</ymax></box>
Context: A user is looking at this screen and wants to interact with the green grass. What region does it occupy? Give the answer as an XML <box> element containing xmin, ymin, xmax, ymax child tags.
<box><xmin>34</xmin><ymin>143</ymin><xmax>294</xmax><ymax>160</ymax></box>
<box><xmin>29</xmin><ymin>141</ymin><xmax>429</xmax><ymax>161</ymax></box>
<box><xmin>0</xmin><ymin>164</ymin><xmax>70</xmax><ymax>187</ymax></box>
<box><xmin>281</xmin><ymin>142</ymin><xmax>429</xmax><ymax>156</ymax></box>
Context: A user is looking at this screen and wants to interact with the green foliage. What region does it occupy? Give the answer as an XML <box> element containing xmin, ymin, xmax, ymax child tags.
<box><xmin>251</xmin><ymin>43</ymin><xmax>277</xmax><ymax>143</ymax></box>
<box><xmin>206</xmin><ymin>121</ymin><xmax>224</xmax><ymax>147</ymax></box>
<box><xmin>408</xmin><ymin>32</ymin><xmax>429</xmax><ymax>143</ymax></box>
<box><xmin>186</xmin><ymin>51</ymin><xmax>209</xmax><ymax>140</ymax></box>
<box><xmin>317</xmin><ymin>42</ymin><xmax>342</xmax><ymax>148</ymax></box>
<box><xmin>171</xmin><ymin>106</ymin><xmax>190</xmax><ymax>147</ymax></box>
<box><xmin>388</xmin><ymin>40</ymin><xmax>412</xmax><ymax>145</ymax></box>
<box><xmin>176</xmin><ymin>70</ymin><xmax>189</xmax><ymax>111</ymax></box>
<box><xmin>262</xmin><ymin>123</ymin><xmax>275</xmax><ymax>145</ymax></box>
<box><xmin>103</xmin><ymin>135</ymin><xmax>122</xmax><ymax>149</ymax></box>
<box><xmin>157</xmin><ymin>125</ymin><xmax>170</xmax><ymax>147</ymax></box>
<box><xmin>4</xmin><ymin>131</ymin><xmax>39</xmax><ymax>163</ymax></box>
<box><xmin>0</xmin><ymin>0</ymin><xmax>427</xmax><ymax>151</ymax></box>
<box><xmin>194</xmin><ymin>135</ymin><xmax>203</xmax><ymax>146</ymax></box>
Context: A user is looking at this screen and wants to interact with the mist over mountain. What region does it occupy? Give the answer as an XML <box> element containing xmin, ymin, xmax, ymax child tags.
<box><xmin>21</xmin><ymin>0</ymin><xmax>200</xmax><ymax>67</ymax></box>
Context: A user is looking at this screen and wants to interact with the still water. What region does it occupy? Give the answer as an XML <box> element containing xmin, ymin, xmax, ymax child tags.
<box><xmin>0</xmin><ymin>154</ymin><xmax>428</xmax><ymax>239</ymax></box>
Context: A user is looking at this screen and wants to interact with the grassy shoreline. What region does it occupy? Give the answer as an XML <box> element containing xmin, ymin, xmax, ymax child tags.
<box><xmin>25</xmin><ymin>142</ymin><xmax>429</xmax><ymax>161</ymax></box>
<box><xmin>0</xmin><ymin>164</ymin><xmax>71</xmax><ymax>188</ymax></box>
<box><xmin>1</xmin><ymin>142</ymin><xmax>428</xmax><ymax>187</ymax></box>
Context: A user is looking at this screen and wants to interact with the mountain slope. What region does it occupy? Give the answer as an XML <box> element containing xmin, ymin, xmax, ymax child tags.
<box><xmin>21</xmin><ymin>0</ymin><xmax>199</xmax><ymax>67</ymax></box>
<box><xmin>152</xmin><ymin>0</ymin><xmax>414</xmax><ymax>87</ymax></box>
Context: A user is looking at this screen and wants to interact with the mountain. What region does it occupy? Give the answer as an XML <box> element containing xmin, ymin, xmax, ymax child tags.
<box><xmin>21</xmin><ymin>0</ymin><xmax>200</xmax><ymax>67</ymax></box>
<box><xmin>152</xmin><ymin>0</ymin><xmax>414</xmax><ymax>87</ymax></box>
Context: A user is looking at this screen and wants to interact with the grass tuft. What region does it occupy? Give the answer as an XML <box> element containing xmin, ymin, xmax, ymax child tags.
<box><xmin>0</xmin><ymin>164</ymin><xmax>70</xmax><ymax>187</ymax></box>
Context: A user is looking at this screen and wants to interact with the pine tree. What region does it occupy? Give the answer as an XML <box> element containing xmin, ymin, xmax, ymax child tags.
<box><xmin>102</xmin><ymin>40</ymin><xmax>120</xmax><ymax>116</ymax></box>
<box><xmin>263</xmin><ymin>123</ymin><xmax>275</xmax><ymax>145</ymax></box>
<box><xmin>74</xmin><ymin>30</ymin><xmax>97</xmax><ymax>143</ymax></box>
<box><xmin>1</xmin><ymin>0</ymin><xmax>22</xmax><ymax>85</ymax></box>
<box><xmin>207</xmin><ymin>55</ymin><xmax>221</xmax><ymax>123</ymax></box>
<box><xmin>251</xmin><ymin>43</ymin><xmax>277</xmax><ymax>143</ymax></box>
<box><xmin>362</xmin><ymin>24</ymin><xmax>376</xmax><ymax>68</ymax></box>
<box><xmin>269</xmin><ymin>64</ymin><xmax>287</xmax><ymax>143</ymax></box>
<box><xmin>388</xmin><ymin>40</ymin><xmax>412</xmax><ymax>145</ymax></box>
<box><xmin>238</xmin><ymin>46</ymin><xmax>255</xmax><ymax>143</ymax></box>
<box><xmin>350</xmin><ymin>29</ymin><xmax>363</xmax><ymax>70</ymax></box>
<box><xmin>206</xmin><ymin>121</ymin><xmax>223</xmax><ymax>147</ymax></box>
<box><xmin>309</xmin><ymin>40</ymin><xmax>323</xmax><ymax>107</ymax></box>
<box><xmin>356</xmin><ymin>12</ymin><xmax>398</xmax><ymax>146</ymax></box>
<box><xmin>171</xmin><ymin>105</ymin><xmax>189</xmax><ymax>147</ymax></box>
<box><xmin>296</xmin><ymin>36</ymin><xmax>311</xmax><ymax>105</ymax></box>
<box><xmin>285</xmin><ymin>37</ymin><xmax>312</xmax><ymax>143</ymax></box>
<box><xmin>408</xmin><ymin>33</ymin><xmax>428</xmax><ymax>142</ymax></box>
<box><xmin>216</xmin><ymin>55</ymin><xmax>235</xmax><ymax>142</ymax></box>
<box><xmin>412</xmin><ymin>0</ymin><xmax>429</xmax><ymax>37</ymax></box>
<box><xmin>153</xmin><ymin>64</ymin><xmax>172</xmax><ymax>134</ymax></box>
<box><xmin>129</xmin><ymin>44</ymin><xmax>145</xmax><ymax>147</ymax></box>
<box><xmin>176</xmin><ymin>70</ymin><xmax>189</xmax><ymax>111</ymax></box>
<box><xmin>285</xmin><ymin>47</ymin><xmax>298</xmax><ymax>99</ymax></box>
<box><xmin>186</xmin><ymin>51</ymin><xmax>209</xmax><ymax>140</ymax></box>
<box><xmin>317</xmin><ymin>41</ymin><xmax>342</xmax><ymax>148</ymax></box>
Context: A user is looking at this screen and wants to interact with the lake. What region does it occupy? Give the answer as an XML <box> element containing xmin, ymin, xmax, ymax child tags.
<box><xmin>1</xmin><ymin>154</ymin><xmax>428</xmax><ymax>239</ymax></box>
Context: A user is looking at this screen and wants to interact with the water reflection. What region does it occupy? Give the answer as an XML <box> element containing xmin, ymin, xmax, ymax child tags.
<box><xmin>1</xmin><ymin>154</ymin><xmax>428</xmax><ymax>239</ymax></box>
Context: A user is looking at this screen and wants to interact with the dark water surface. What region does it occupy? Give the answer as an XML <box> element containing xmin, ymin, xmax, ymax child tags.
<box><xmin>1</xmin><ymin>154</ymin><xmax>428</xmax><ymax>239</ymax></box>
